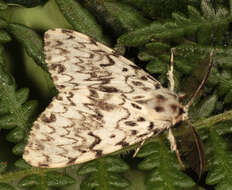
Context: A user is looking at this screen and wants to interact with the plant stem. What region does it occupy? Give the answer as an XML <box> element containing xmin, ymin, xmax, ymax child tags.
<box><xmin>194</xmin><ymin>110</ymin><xmax>232</xmax><ymax>129</ymax></box>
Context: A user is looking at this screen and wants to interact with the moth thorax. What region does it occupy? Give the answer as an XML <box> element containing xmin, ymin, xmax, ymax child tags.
<box><xmin>144</xmin><ymin>88</ymin><xmax>185</xmax><ymax>124</ymax></box>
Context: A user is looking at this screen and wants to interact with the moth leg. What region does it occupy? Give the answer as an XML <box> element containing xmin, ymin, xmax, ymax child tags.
<box><xmin>168</xmin><ymin>128</ymin><xmax>185</xmax><ymax>170</ymax></box>
<box><xmin>167</xmin><ymin>48</ymin><xmax>175</xmax><ymax>92</ymax></box>
<box><xmin>133</xmin><ymin>140</ymin><xmax>145</xmax><ymax>158</ymax></box>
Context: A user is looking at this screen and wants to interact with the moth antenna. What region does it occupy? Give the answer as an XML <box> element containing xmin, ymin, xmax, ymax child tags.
<box><xmin>176</xmin><ymin>51</ymin><xmax>211</xmax><ymax>177</ymax></box>
<box><xmin>168</xmin><ymin>48</ymin><xmax>175</xmax><ymax>92</ymax></box>
<box><xmin>167</xmin><ymin>48</ymin><xmax>186</xmax><ymax>170</ymax></box>
<box><xmin>185</xmin><ymin>50</ymin><xmax>214</xmax><ymax>109</ymax></box>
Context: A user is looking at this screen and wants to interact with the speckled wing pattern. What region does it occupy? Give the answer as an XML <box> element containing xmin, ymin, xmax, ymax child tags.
<box><xmin>23</xmin><ymin>29</ymin><xmax>183</xmax><ymax>168</ymax></box>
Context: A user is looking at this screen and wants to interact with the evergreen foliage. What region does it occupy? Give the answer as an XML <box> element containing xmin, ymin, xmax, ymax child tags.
<box><xmin>0</xmin><ymin>0</ymin><xmax>232</xmax><ymax>189</ymax></box>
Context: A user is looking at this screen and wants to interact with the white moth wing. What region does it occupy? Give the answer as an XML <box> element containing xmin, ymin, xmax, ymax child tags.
<box><xmin>23</xmin><ymin>29</ymin><xmax>182</xmax><ymax>168</ymax></box>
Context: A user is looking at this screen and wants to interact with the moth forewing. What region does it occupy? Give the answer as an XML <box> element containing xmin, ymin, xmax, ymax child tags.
<box><xmin>23</xmin><ymin>28</ymin><xmax>203</xmax><ymax>171</ymax></box>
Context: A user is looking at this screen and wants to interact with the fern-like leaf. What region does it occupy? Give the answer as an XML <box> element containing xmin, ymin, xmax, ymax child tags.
<box><xmin>18</xmin><ymin>171</ymin><xmax>75</xmax><ymax>189</ymax></box>
<box><xmin>55</xmin><ymin>0</ymin><xmax>109</xmax><ymax>44</ymax></box>
<box><xmin>137</xmin><ymin>140</ymin><xmax>195</xmax><ymax>190</ymax></box>
<box><xmin>118</xmin><ymin>5</ymin><xmax>232</xmax><ymax>47</ymax></box>
<box><xmin>103</xmin><ymin>1</ymin><xmax>150</xmax><ymax>32</ymax></box>
<box><xmin>7</xmin><ymin>23</ymin><xmax>47</xmax><ymax>70</ymax></box>
<box><xmin>123</xmin><ymin>0</ymin><xmax>190</xmax><ymax>19</ymax></box>
<box><xmin>77</xmin><ymin>156</ymin><xmax>130</xmax><ymax>190</ymax></box>
<box><xmin>206</xmin><ymin>128</ymin><xmax>232</xmax><ymax>190</ymax></box>
<box><xmin>0</xmin><ymin>56</ymin><xmax>38</xmax><ymax>155</ymax></box>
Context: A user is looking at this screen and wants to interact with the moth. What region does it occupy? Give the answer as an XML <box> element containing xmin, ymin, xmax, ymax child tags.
<box><xmin>23</xmin><ymin>28</ymin><xmax>207</xmax><ymax>176</ymax></box>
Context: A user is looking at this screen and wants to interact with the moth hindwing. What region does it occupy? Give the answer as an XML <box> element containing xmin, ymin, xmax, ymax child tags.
<box><xmin>23</xmin><ymin>28</ymin><xmax>187</xmax><ymax>168</ymax></box>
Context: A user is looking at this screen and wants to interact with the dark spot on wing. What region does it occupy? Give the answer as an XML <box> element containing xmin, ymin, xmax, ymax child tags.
<box><xmin>56</xmin><ymin>40</ymin><xmax>63</xmax><ymax>46</ymax></box>
<box><xmin>132</xmin><ymin>81</ymin><xmax>143</xmax><ymax>86</ymax></box>
<box><xmin>72</xmin><ymin>146</ymin><xmax>82</xmax><ymax>151</ymax></box>
<box><xmin>45</xmin><ymin>41</ymin><xmax>51</xmax><ymax>46</ymax></box>
<box><xmin>56</xmin><ymin>95</ymin><xmax>63</xmax><ymax>101</ymax></box>
<box><xmin>48</xmin><ymin>103</ymin><xmax>53</xmax><ymax>109</ymax></box>
<box><xmin>41</xmin><ymin>113</ymin><xmax>56</xmax><ymax>123</ymax></box>
<box><xmin>67</xmin><ymin>35</ymin><xmax>75</xmax><ymax>40</ymax></box>
<box><xmin>138</xmin><ymin>133</ymin><xmax>149</xmax><ymax>138</ymax></box>
<box><xmin>57</xmin><ymin>85</ymin><xmax>65</xmax><ymax>89</ymax></box>
<box><xmin>155</xmin><ymin>83</ymin><xmax>161</xmax><ymax>89</ymax></box>
<box><xmin>67</xmin><ymin>157</ymin><xmax>77</xmax><ymax>165</ymax></box>
<box><xmin>135</xmin><ymin>100</ymin><xmax>149</xmax><ymax>104</ymax></box>
<box><xmin>94</xmin><ymin>112</ymin><xmax>103</xmax><ymax>120</ymax></box>
<box><xmin>34</xmin><ymin>124</ymin><xmax>40</xmax><ymax>129</ymax></box>
<box><xmin>141</xmin><ymin>76</ymin><xmax>148</xmax><ymax>80</ymax></box>
<box><xmin>131</xmin><ymin>103</ymin><xmax>142</xmax><ymax>110</ymax></box>
<box><xmin>100</xmin><ymin>56</ymin><xmax>115</xmax><ymax>67</ymax></box>
<box><xmin>88</xmin><ymin>132</ymin><xmax>101</xmax><ymax>149</ymax></box>
<box><xmin>89</xmin><ymin>38</ymin><xmax>97</xmax><ymax>45</ymax></box>
<box><xmin>95</xmin><ymin>150</ymin><xmax>103</xmax><ymax>157</ymax></box>
<box><xmin>24</xmin><ymin>150</ymin><xmax>29</xmax><ymax>155</ymax></box>
<box><xmin>178</xmin><ymin>107</ymin><xmax>185</xmax><ymax>115</ymax></box>
<box><xmin>133</xmin><ymin>95</ymin><xmax>145</xmax><ymax>99</ymax></box>
<box><xmin>125</xmin><ymin>121</ymin><xmax>137</xmax><ymax>126</ymax></box>
<box><xmin>97</xmin><ymin>101</ymin><xmax>115</xmax><ymax>111</ymax></box>
<box><xmin>39</xmin><ymin>163</ymin><xmax>49</xmax><ymax>167</ymax></box>
<box><xmin>137</xmin><ymin>117</ymin><xmax>145</xmax><ymax>122</ymax></box>
<box><xmin>99</xmin><ymin>86</ymin><xmax>119</xmax><ymax>93</ymax></box>
<box><xmin>167</xmin><ymin>92</ymin><xmax>178</xmax><ymax>99</ymax></box>
<box><xmin>61</xmin><ymin>29</ymin><xmax>73</xmax><ymax>34</ymax></box>
<box><xmin>47</xmin><ymin>55</ymin><xmax>52</xmax><ymax>61</ymax></box>
<box><xmin>44</xmin><ymin>33</ymin><xmax>50</xmax><ymax>39</ymax></box>
<box><xmin>112</xmin><ymin>51</ymin><xmax>120</xmax><ymax>57</ymax></box>
<box><xmin>101</xmin><ymin>78</ymin><xmax>112</xmax><ymax>85</ymax></box>
<box><xmin>67</xmin><ymin>91</ymin><xmax>75</xmax><ymax>106</ymax></box>
<box><xmin>122</xmin><ymin>67</ymin><xmax>128</xmax><ymax>72</ymax></box>
<box><xmin>148</xmin><ymin>122</ymin><xmax>154</xmax><ymax>130</ymax></box>
<box><xmin>156</xmin><ymin>94</ymin><xmax>167</xmax><ymax>102</ymax></box>
<box><xmin>142</xmin><ymin>87</ymin><xmax>151</xmax><ymax>91</ymax></box>
<box><xmin>155</xmin><ymin>106</ymin><xmax>165</xmax><ymax>112</ymax></box>
<box><xmin>110</xmin><ymin>134</ymin><xmax>116</xmax><ymax>138</ymax></box>
<box><xmin>89</xmin><ymin>89</ymin><xmax>99</xmax><ymax>98</ymax></box>
<box><xmin>116</xmin><ymin>140</ymin><xmax>129</xmax><ymax>147</ymax></box>
<box><xmin>57</xmin><ymin>47</ymin><xmax>70</xmax><ymax>55</ymax></box>
<box><xmin>53</xmin><ymin>76</ymin><xmax>58</xmax><ymax>81</ymax></box>
<box><xmin>153</xmin><ymin>128</ymin><xmax>161</xmax><ymax>135</ymax></box>
<box><xmin>131</xmin><ymin>130</ymin><xmax>137</xmax><ymax>135</ymax></box>
<box><xmin>130</xmin><ymin>65</ymin><xmax>140</xmax><ymax>70</ymax></box>
<box><xmin>170</xmin><ymin>104</ymin><xmax>178</xmax><ymax>113</ymax></box>
<box><xmin>50</xmin><ymin>64</ymin><xmax>66</xmax><ymax>73</ymax></box>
